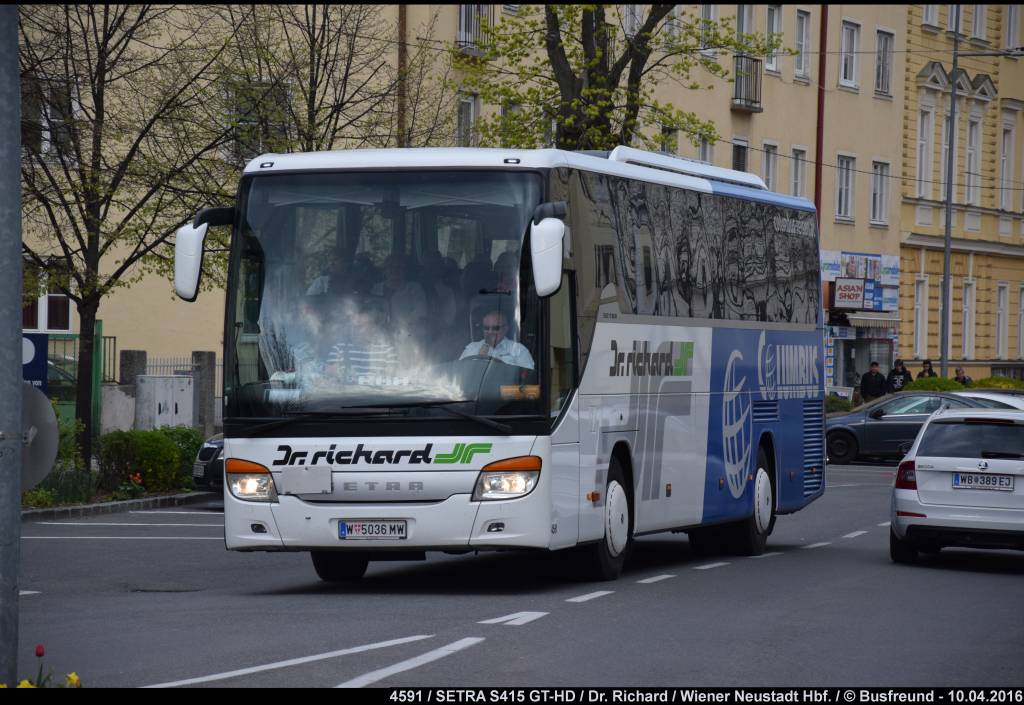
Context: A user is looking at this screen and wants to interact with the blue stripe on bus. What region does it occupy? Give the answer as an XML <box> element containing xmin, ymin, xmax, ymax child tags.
<box><xmin>709</xmin><ymin>181</ymin><xmax>816</xmax><ymax>211</ymax></box>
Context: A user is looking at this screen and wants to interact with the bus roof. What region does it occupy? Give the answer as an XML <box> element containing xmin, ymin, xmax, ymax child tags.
<box><xmin>244</xmin><ymin>147</ymin><xmax>816</xmax><ymax>214</ymax></box>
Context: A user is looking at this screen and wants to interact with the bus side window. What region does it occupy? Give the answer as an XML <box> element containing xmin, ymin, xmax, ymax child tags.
<box><xmin>549</xmin><ymin>272</ymin><xmax>576</xmax><ymax>416</ymax></box>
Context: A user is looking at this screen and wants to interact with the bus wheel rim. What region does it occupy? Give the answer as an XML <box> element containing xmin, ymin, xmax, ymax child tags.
<box><xmin>754</xmin><ymin>468</ymin><xmax>773</xmax><ymax>535</ymax></box>
<box><xmin>606</xmin><ymin>480</ymin><xmax>629</xmax><ymax>557</ymax></box>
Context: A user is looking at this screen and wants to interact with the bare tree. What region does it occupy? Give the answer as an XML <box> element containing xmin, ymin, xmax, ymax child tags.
<box><xmin>19</xmin><ymin>4</ymin><xmax>239</xmax><ymax>462</ymax></box>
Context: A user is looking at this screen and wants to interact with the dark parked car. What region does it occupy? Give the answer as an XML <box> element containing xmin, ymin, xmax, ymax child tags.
<box><xmin>192</xmin><ymin>434</ymin><xmax>224</xmax><ymax>491</ymax></box>
<box><xmin>826</xmin><ymin>392</ymin><xmax>990</xmax><ymax>464</ymax></box>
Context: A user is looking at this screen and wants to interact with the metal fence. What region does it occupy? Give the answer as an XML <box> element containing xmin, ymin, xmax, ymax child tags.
<box><xmin>146</xmin><ymin>356</ymin><xmax>198</xmax><ymax>377</ymax></box>
<box><xmin>48</xmin><ymin>334</ymin><xmax>118</xmax><ymax>383</ymax></box>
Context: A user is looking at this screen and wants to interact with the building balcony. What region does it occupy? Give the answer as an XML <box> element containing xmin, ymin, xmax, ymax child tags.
<box><xmin>731</xmin><ymin>54</ymin><xmax>763</xmax><ymax>113</ymax></box>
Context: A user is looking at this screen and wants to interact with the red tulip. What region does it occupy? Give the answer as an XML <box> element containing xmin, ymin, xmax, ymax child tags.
<box><xmin>35</xmin><ymin>644</ymin><xmax>44</xmax><ymax>658</ymax></box>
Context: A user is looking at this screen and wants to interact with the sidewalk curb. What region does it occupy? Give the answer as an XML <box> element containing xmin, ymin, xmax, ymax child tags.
<box><xmin>21</xmin><ymin>492</ymin><xmax>217</xmax><ymax>521</ymax></box>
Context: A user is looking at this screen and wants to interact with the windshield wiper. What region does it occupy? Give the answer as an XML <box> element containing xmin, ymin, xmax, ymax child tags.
<box><xmin>372</xmin><ymin>400</ymin><xmax>513</xmax><ymax>435</ymax></box>
<box><xmin>980</xmin><ymin>450</ymin><xmax>1024</xmax><ymax>459</ymax></box>
<box><xmin>237</xmin><ymin>410</ymin><xmax>395</xmax><ymax>437</ymax></box>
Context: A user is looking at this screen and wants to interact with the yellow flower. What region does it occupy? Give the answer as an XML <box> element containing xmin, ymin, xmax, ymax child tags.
<box><xmin>65</xmin><ymin>672</ymin><xmax>81</xmax><ymax>687</ymax></box>
<box><xmin>17</xmin><ymin>680</ymin><xmax>36</xmax><ymax>688</ymax></box>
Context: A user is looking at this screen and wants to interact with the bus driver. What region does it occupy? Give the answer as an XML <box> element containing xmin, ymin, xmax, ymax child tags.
<box><xmin>458</xmin><ymin>310</ymin><xmax>534</xmax><ymax>370</ymax></box>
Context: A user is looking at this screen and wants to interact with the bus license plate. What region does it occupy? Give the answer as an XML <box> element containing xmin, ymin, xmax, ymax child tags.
<box><xmin>338</xmin><ymin>520</ymin><xmax>407</xmax><ymax>540</ymax></box>
<box><xmin>952</xmin><ymin>473</ymin><xmax>1014</xmax><ymax>491</ymax></box>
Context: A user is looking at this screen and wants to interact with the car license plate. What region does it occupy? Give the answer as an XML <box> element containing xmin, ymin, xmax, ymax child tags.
<box><xmin>952</xmin><ymin>473</ymin><xmax>1014</xmax><ymax>491</ymax></box>
<box><xmin>338</xmin><ymin>520</ymin><xmax>407</xmax><ymax>540</ymax></box>
<box><xmin>192</xmin><ymin>462</ymin><xmax>206</xmax><ymax>479</ymax></box>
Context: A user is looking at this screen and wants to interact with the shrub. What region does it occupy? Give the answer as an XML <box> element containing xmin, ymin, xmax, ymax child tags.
<box><xmin>25</xmin><ymin>406</ymin><xmax>96</xmax><ymax>507</ymax></box>
<box><xmin>22</xmin><ymin>488</ymin><xmax>56</xmax><ymax>508</ymax></box>
<box><xmin>825</xmin><ymin>396</ymin><xmax>852</xmax><ymax>413</ymax></box>
<box><xmin>155</xmin><ymin>426</ymin><xmax>203</xmax><ymax>488</ymax></box>
<box><xmin>902</xmin><ymin>376</ymin><xmax>966</xmax><ymax>392</ymax></box>
<box><xmin>97</xmin><ymin>429</ymin><xmax>181</xmax><ymax>492</ymax></box>
<box><xmin>972</xmin><ymin>376</ymin><xmax>1024</xmax><ymax>390</ymax></box>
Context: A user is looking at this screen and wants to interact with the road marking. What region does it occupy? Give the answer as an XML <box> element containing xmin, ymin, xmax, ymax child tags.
<box><xmin>694</xmin><ymin>562</ymin><xmax>730</xmax><ymax>570</ymax></box>
<box><xmin>130</xmin><ymin>510</ymin><xmax>224</xmax><ymax>516</ymax></box>
<box><xmin>565</xmin><ymin>591</ymin><xmax>614</xmax><ymax>603</ymax></box>
<box><xmin>143</xmin><ymin>634</ymin><xmax>434</xmax><ymax>688</ymax></box>
<box><xmin>842</xmin><ymin>531</ymin><xmax>868</xmax><ymax>539</ymax></box>
<box><xmin>878</xmin><ymin>521</ymin><xmax>891</xmax><ymax>527</ymax></box>
<box><xmin>335</xmin><ymin>637</ymin><xmax>484</xmax><ymax>688</ymax></box>
<box><xmin>478</xmin><ymin>611</ymin><xmax>548</xmax><ymax>626</ymax></box>
<box><xmin>802</xmin><ymin>542</ymin><xmax>831</xmax><ymax>549</ymax></box>
<box><xmin>751</xmin><ymin>552</ymin><xmax>782</xmax><ymax>559</ymax></box>
<box><xmin>38</xmin><ymin>522</ymin><xmax>223</xmax><ymax>528</ymax></box>
<box><xmin>637</xmin><ymin>574</ymin><xmax>676</xmax><ymax>584</ymax></box>
<box><xmin>22</xmin><ymin>536</ymin><xmax>222</xmax><ymax>541</ymax></box>
<box><xmin>19</xmin><ymin>591</ymin><xmax>40</xmax><ymax>596</ymax></box>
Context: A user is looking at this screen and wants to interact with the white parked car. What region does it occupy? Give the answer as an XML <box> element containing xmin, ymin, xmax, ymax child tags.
<box><xmin>891</xmin><ymin>409</ymin><xmax>1024</xmax><ymax>563</ymax></box>
<box><xmin>952</xmin><ymin>390</ymin><xmax>1024</xmax><ymax>410</ymax></box>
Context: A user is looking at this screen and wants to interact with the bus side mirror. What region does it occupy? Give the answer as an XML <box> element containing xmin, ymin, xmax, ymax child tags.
<box><xmin>175</xmin><ymin>222</ymin><xmax>208</xmax><ymax>302</ymax></box>
<box><xmin>530</xmin><ymin>217</ymin><xmax>565</xmax><ymax>297</ymax></box>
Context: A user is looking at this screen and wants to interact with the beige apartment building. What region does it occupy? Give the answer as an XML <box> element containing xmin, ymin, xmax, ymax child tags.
<box><xmin>22</xmin><ymin>5</ymin><xmax>917</xmax><ymax>395</ymax></box>
<box><xmin>899</xmin><ymin>4</ymin><xmax>1024</xmax><ymax>380</ymax></box>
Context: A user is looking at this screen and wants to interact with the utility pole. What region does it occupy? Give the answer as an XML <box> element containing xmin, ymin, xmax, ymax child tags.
<box><xmin>0</xmin><ymin>3</ymin><xmax>23</xmax><ymax>687</ymax></box>
<box><xmin>940</xmin><ymin>4</ymin><xmax>960</xmax><ymax>378</ymax></box>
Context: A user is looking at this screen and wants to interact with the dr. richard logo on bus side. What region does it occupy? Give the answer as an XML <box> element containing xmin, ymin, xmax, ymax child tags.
<box><xmin>608</xmin><ymin>340</ymin><xmax>694</xmax><ymax>378</ymax></box>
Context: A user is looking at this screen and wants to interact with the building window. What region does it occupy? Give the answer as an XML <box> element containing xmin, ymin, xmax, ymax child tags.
<box><xmin>623</xmin><ymin>5</ymin><xmax>642</xmax><ymax>38</ymax></box>
<box><xmin>457</xmin><ymin>5</ymin><xmax>492</xmax><ymax>51</ymax></box>
<box><xmin>795</xmin><ymin>11</ymin><xmax>810</xmax><ymax>78</ymax></box>
<box><xmin>732</xmin><ymin>139</ymin><xmax>748</xmax><ymax>172</ymax></box>
<box><xmin>966</xmin><ymin>118</ymin><xmax>981</xmax><ymax>205</ymax></box>
<box><xmin>699</xmin><ymin>5</ymin><xmax>717</xmax><ymax>50</ymax></box>
<box><xmin>1007</xmin><ymin>5</ymin><xmax>1019</xmax><ymax>49</ymax></box>
<box><xmin>735</xmin><ymin>5</ymin><xmax>753</xmax><ymax>38</ymax></box>
<box><xmin>836</xmin><ymin>155</ymin><xmax>855</xmax><ymax>220</ymax></box>
<box><xmin>949</xmin><ymin>4</ymin><xmax>964</xmax><ymax>34</ymax></box>
<box><xmin>923</xmin><ymin>5</ymin><xmax>939</xmax><ymax>26</ymax></box>
<box><xmin>971</xmin><ymin>5</ymin><xmax>986</xmax><ymax>39</ymax></box>
<box><xmin>792</xmin><ymin>148</ymin><xmax>806</xmax><ymax>197</ymax></box>
<box><xmin>22</xmin><ymin>269</ymin><xmax>71</xmax><ymax>333</ymax></box>
<box><xmin>502</xmin><ymin>4</ymin><xmax>520</xmax><ymax>16</ymax></box>
<box><xmin>1018</xmin><ymin>284</ymin><xmax>1024</xmax><ymax>360</ymax></box>
<box><xmin>765</xmin><ymin>6</ymin><xmax>781</xmax><ymax>71</ymax></box>
<box><xmin>456</xmin><ymin>94</ymin><xmax>478</xmax><ymax>147</ymax></box>
<box><xmin>21</xmin><ymin>76</ymin><xmax>77</xmax><ymax>159</ymax></box>
<box><xmin>1000</xmin><ymin>125</ymin><xmax>1015</xmax><ymax>211</ymax></box>
<box><xmin>871</xmin><ymin>161</ymin><xmax>889</xmax><ymax>224</ymax></box>
<box><xmin>874</xmin><ymin>31</ymin><xmax>894</xmax><ymax>95</ymax></box>
<box><xmin>761</xmin><ymin>143</ymin><xmax>777</xmax><ymax>190</ymax></box>
<box><xmin>964</xmin><ymin>280</ymin><xmax>976</xmax><ymax>359</ymax></box>
<box><xmin>940</xmin><ymin>112</ymin><xmax>956</xmax><ymax>199</ymax></box>
<box><xmin>660</xmin><ymin>125</ymin><xmax>677</xmax><ymax>154</ymax></box>
<box><xmin>997</xmin><ymin>282</ymin><xmax>1009</xmax><ymax>360</ymax></box>
<box><xmin>698</xmin><ymin>135</ymin><xmax>713</xmax><ymax>164</ymax></box>
<box><xmin>914</xmin><ymin>278</ymin><xmax>929</xmax><ymax>359</ymax></box>
<box><xmin>917</xmin><ymin>108</ymin><xmax>934</xmax><ymax>199</ymax></box>
<box><xmin>840</xmin><ymin>21</ymin><xmax>860</xmax><ymax>88</ymax></box>
<box><xmin>226</xmin><ymin>80</ymin><xmax>290</xmax><ymax>167</ymax></box>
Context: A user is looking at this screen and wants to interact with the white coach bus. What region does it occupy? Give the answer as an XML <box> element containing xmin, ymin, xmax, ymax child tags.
<box><xmin>175</xmin><ymin>146</ymin><xmax>825</xmax><ymax>582</ymax></box>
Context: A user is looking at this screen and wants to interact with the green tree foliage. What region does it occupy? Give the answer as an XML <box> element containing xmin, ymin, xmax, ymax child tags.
<box><xmin>902</xmin><ymin>376</ymin><xmax>969</xmax><ymax>392</ymax></box>
<box><xmin>454</xmin><ymin>4</ymin><xmax>781</xmax><ymax>150</ymax></box>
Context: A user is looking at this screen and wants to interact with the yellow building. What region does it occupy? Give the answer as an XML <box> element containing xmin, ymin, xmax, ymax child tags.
<box><xmin>899</xmin><ymin>4</ymin><xmax>1024</xmax><ymax>380</ymax></box>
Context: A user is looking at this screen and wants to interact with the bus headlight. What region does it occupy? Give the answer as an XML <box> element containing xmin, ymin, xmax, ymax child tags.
<box><xmin>472</xmin><ymin>456</ymin><xmax>541</xmax><ymax>501</ymax></box>
<box><xmin>226</xmin><ymin>458</ymin><xmax>278</xmax><ymax>502</ymax></box>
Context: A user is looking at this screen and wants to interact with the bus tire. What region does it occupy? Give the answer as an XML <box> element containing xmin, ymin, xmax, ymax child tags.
<box><xmin>730</xmin><ymin>450</ymin><xmax>774</xmax><ymax>556</ymax></box>
<box><xmin>311</xmin><ymin>552</ymin><xmax>369</xmax><ymax>582</ymax></box>
<box><xmin>581</xmin><ymin>458</ymin><xmax>632</xmax><ymax>581</ymax></box>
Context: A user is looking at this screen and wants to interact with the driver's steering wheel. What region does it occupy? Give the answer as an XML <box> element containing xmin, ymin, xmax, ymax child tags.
<box><xmin>459</xmin><ymin>354</ymin><xmax>509</xmax><ymax>365</ymax></box>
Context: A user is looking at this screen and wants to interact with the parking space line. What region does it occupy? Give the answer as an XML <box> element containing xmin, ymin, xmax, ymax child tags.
<box><xmin>694</xmin><ymin>562</ymin><xmax>730</xmax><ymax>570</ymax></box>
<box><xmin>38</xmin><ymin>522</ymin><xmax>223</xmax><ymax>528</ymax></box>
<box><xmin>566</xmin><ymin>591</ymin><xmax>614</xmax><ymax>603</ymax></box>
<box><xmin>143</xmin><ymin>634</ymin><xmax>434</xmax><ymax>688</ymax></box>
<box><xmin>801</xmin><ymin>542</ymin><xmax>831</xmax><ymax>549</ymax></box>
<box><xmin>751</xmin><ymin>552</ymin><xmax>782</xmax><ymax>559</ymax></box>
<box><xmin>19</xmin><ymin>591</ymin><xmax>40</xmax><ymax>596</ymax></box>
<box><xmin>878</xmin><ymin>521</ymin><xmax>891</xmax><ymax>527</ymax></box>
<box><xmin>637</xmin><ymin>574</ymin><xmax>676</xmax><ymax>584</ymax></box>
<box><xmin>842</xmin><ymin>531</ymin><xmax>868</xmax><ymax>539</ymax></box>
<box><xmin>130</xmin><ymin>510</ymin><xmax>224</xmax><ymax>516</ymax></box>
<box><xmin>335</xmin><ymin>637</ymin><xmax>485</xmax><ymax>688</ymax></box>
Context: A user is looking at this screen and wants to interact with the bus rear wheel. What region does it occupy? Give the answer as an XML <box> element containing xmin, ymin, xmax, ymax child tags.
<box><xmin>729</xmin><ymin>450</ymin><xmax>775</xmax><ymax>556</ymax></box>
<box><xmin>311</xmin><ymin>552</ymin><xmax>369</xmax><ymax>582</ymax></box>
<box><xmin>580</xmin><ymin>458</ymin><xmax>632</xmax><ymax>581</ymax></box>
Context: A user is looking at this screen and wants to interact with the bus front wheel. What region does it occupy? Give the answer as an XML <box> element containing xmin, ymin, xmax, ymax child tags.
<box><xmin>311</xmin><ymin>552</ymin><xmax>369</xmax><ymax>582</ymax></box>
<box><xmin>580</xmin><ymin>458</ymin><xmax>632</xmax><ymax>581</ymax></box>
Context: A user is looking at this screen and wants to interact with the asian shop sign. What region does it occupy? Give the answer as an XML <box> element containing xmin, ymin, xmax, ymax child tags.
<box><xmin>835</xmin><ymin>278</ymin><xmax>866</xmax><ymax>308</ymax></box>
<box><xmin>821</xmin><ymin>250</ymin><xmax>899</xmax><ymax>312</ymax></box>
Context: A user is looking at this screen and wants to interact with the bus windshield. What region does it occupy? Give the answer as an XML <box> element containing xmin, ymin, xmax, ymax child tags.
<box><xmin>227</xmin><ymin>170</ymin><xmax>544</xmax><ymax>418</ymax></box>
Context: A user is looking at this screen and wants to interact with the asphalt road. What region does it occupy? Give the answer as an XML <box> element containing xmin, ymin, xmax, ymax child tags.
<box><xmin>16</xmin><ymin>463</ymin><xmax>1024</xmax><ymax>688</ymax></box>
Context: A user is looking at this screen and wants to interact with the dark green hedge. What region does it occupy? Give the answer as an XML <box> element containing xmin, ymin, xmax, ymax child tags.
<box><xmin>98</xmin><ymin>426</ymin><xmax>203</xmax><ymax>492</ymax></box>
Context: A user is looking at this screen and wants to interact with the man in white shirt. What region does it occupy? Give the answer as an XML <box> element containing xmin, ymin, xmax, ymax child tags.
<box><xmin>459</xmin><ymin>311</ymin><xmax>534</xmax><ymax>370</ymax></box>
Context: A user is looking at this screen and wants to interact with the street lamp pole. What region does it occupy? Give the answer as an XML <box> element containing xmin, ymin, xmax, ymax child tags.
<box><xmin>940</xmin><ymin>4</ymin><xmax>960</xmax><ymax>378</ymax></box>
